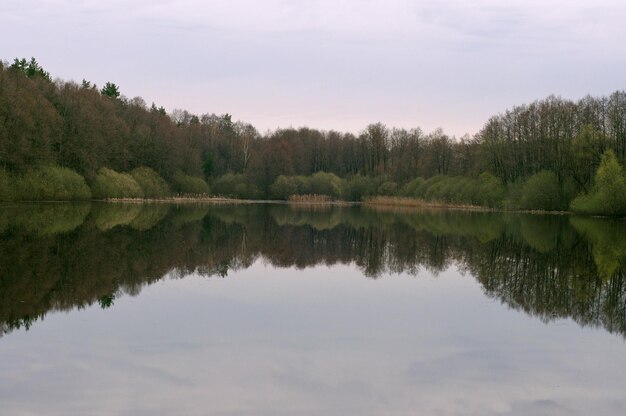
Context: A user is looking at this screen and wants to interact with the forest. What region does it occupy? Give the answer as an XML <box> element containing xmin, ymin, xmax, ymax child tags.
<box><xmin>1</xmin><ymin>58</ymin><xmax>626</xmax><ymax>215</ymax></box>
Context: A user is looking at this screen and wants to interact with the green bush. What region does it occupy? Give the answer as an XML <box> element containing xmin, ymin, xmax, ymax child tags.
<box><xmin>400</xmin><ymin>177</ymin><xmax>425</xmax><ymax>197</ymax></box>
<box><xmin>171</xmin><ymin>171</ymin><xmax>210</xmax><ymax>195</ymax></box>
<box><xmin>395</xmin><ymin>174</ymin><xmax>504</xmax><ymax>207</ymax></box>
<box><xmin>212</xmin><ymin>173</ymin><xmax>259</xmax><ymax>199</ymax></box>
<box><xmin>504</xmin><ymin>180</ymin><xmax>524</xmax><ymax>210</ymax></box>
<box><xmin>309</xmin><ymin>172</ymin><xmax>344</xmax><ymax>199</ymax></box>
<box><xmin>377</xmin><ymin>181</ymin><xmax>398</xmax><ymax>196</ymax></box>
<box><xmin>343</xmin><ymin>175</ymin><xmax>378</xmax><ymax>201</ymax></box>
<box><xmin>91</xmin><ymin>168</ymin><xmax>144</xmax><ymax>199</ymax></box>
<box><xmin>419</xmin><ymin>176</ymin><xmax>445</xmax><ymax>199</ymax></box>
<box><xmin>293</xmin><ymin>176</ymin><xmax>312</xmax><ymax>195</ymax></box>
<box><xmin>453</xmin><ymin>178</ymin><xmax>477</xmax><ymax>203</ymax></box>
<box><xmin>15</xmin><ymin>166</ymin><xmax>91</xmax><ymax>201</ymax></box>
<box><xmin>424</xmin><ymin>176</ymin><xmax>447</xmax><ymax>201</ymax></box>
<box><xmin>476</xmin><ymin>172</ymin><xmax>506</xmax><ymax>208</ymax></box>
<box><xmin>571</xmin><ymin>150</ymin><xmax>626</xmax><ymax>217</ymax></box>
<box><xmin>131</xmin><ymin>167</ymin><xmax>171</xmax><ymax>198</ymax></box>
<box><xmin>270</xmin><ymin>175</ymin><xmax>298</xmax><ymax>199</ymax></box>
<box><xmin>519</xmin><ymin>170</ymin><xmax>562</xmax><ymax>211</ymax></box>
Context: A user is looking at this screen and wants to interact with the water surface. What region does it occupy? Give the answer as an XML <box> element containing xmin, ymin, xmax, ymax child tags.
<box><xmin>1</xmin><ymin>203</ymin><xmax>625</xmax><ymax>415</ymax></box>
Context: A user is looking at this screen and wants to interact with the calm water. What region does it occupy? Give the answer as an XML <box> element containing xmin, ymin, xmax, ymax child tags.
<box><xmin>0</xmin><ymin>203</ymin><xmax>625</xmax><ymax>415</ymax></box>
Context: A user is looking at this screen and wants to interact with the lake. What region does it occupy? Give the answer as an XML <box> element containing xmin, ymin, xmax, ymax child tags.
<box><xmin>0</xmin><ymin>202</ymin><xmax>625</xmax><ymax>415</ymax></box>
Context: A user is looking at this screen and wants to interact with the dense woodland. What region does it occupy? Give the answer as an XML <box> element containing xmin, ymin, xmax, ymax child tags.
<box><xmin>1</xmin><ymin>204</ymin><xmax>625</xmax><ymax>337</ymax></box>
<box><xmin>2</xmin><ymin>58</ymin><xmax>626</xmax><ymax>214</ymax></box>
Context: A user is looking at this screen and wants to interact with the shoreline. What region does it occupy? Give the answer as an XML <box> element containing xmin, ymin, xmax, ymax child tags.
<box><xmin>0</xmin><ymin>197</ymin><xmax>618</xmax><ymax>218</ymax></box>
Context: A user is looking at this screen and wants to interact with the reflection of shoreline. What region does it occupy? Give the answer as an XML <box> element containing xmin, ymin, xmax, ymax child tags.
<box><xmin>0</xmin><ymin>203</ymin><xmax>624</xmax><ymax>338</ymax></box>
<box><xmin>364</xmin><ymin>196</ymin><xmax>573</xmax><ymax>216</ymax></box>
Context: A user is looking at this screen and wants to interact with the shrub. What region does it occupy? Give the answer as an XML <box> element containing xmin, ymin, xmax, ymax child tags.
<box><xmin>171</xmin><ymin>171</ymin><xmax>210</xmax><ymax>195</ymax></box>
<box><xmin>270</xmin><ymin>175</ymin><xmax>298</xmax><ymax>200</ymax></box>
<box><xmin>419</xmin><ymin>175</ymin><xmax>445</xmax><ymax>199</ymax></box>
<box><xmin>91</xmin><ymin>168</ymin><xmax>144</xmax><ymax>199</ymax></box>
<box><xmin>309</xmin><ymin>172</ymin><xmax>344</xmax><ymax>199</ymax></box>
<box><xmin>293</xmin><ymin>176</ymin><xmax>312</xmax><ymax>195</ymax></box>
<box><xmin>571</xmin><ymin>150</ymin><xmax>626</xmax><ymax>216</ymax></box>
<box><xmin>424</xmin><ymin>176</ymin><xmax>447</xmax><ymax>201</ymax></box>
<box><xmin>343</xmin><ymin>175</ymin><xmax>378</xmax><ymax>201</ymax></box>
<box><xmin>377</xmin><ymin>181</ymin><xmax>398</xmax><ymax>196</ymax></box>
<box><xmin>400</xmin><ymin>177</ymin><xmax>425</xmax><ymax>197</ymax></box>
<box><xmin>15</xmin><ymin>166</ymin><xmax>91</xmax><ymax>201</ymax></box>
<box><xmin>454</xmin><ymin>177</ymin><xmax>478</xmax><ymax>204</ymax></box>
<box><xmin>504</xmin><ymin>180</ymin><xmax>525</xmax><ymax>210</ymax></box>
<box><xmin>212</xmin><ymin>173</ymin><xmax>259</xmax><ymax>199</ymax></box>
<box><xmin>519</xmin><ymin>170</ymin><xmax>562</xmax><ymax>211</ymax></box>
<box><xmin>130</xmin><ymin>167</ymin><xmax>171</xmax><ymax>198</ymax></box>
<box><xmin>476</xmin><ymin>172</ymin><xmax>506</xmax><ymax>208</ymax></box>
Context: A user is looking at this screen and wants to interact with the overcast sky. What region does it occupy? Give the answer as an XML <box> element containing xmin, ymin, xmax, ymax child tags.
<box><xmin>2</xmin><ymin>0</ymin><xmax>625</xmax><ymax>136</ymax></box>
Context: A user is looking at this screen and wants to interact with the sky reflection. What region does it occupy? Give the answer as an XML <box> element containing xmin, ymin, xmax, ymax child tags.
<box><xmin>1</xmin><ymin>261</ymin><xmax>624</xmax><ymax>416</ymax></box>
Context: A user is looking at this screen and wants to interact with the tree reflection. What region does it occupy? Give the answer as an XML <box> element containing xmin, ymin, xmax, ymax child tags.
<box><xmin>0</xmin><ymin>203</ymin><xmax>624</xmax><ymax>337</ymax></box>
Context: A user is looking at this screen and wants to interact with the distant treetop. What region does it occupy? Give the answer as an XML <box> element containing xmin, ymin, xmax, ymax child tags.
<box><xmin>101</xmin><ymin>82</ymin><xmax>121</xmax><ymax>98</ymax></box>
<box><xmin>10</xmin><ymin>57</ymin><xmax>51</xmax><ymax>81</ymax></box>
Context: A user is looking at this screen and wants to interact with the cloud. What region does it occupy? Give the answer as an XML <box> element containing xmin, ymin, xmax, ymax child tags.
<box><xmin>2</xmin><ymin>0</ymin><xmax>625</xmax><ymax>135</ymax></box>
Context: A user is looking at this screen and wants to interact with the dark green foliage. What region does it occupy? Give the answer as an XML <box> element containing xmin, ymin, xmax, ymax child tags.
<box><xmin>571</xmin><ymin>150</ymin><xmax>626</xmax><ymax>217</ymax></box>
<box><xmin>212</xmin><ymin>174</ymin><xmax>258</xmax><ymax>199</ymax></box>
<box><xmin>202</xmin><ymin>153</ymin><xmax>215</xmax><ymax>178</ymax></box>
<box><xmin>171</xmin><ymin>172</ymin><xmax>210</xmax><ymax>195</ymax></box>
<box><xmin>400</xmin><ymin>177</ymin><xmax>425</xmax><ymax>197</ymax></box>
<box><xmin>343</xmin><ymin>175</ymin><xmax>380</xmax><ymax>201</ymax></box>
<box><xmin>476</xmin><ymin>173</ymin><xmax>506</xmax><ymax>208</ymax></box>
<box><xmin>91</xmin><ymin>168</ymin><xmax>144</xmax><ymax>199</ymax></box>
<box><xmin>101</xmin><ymin>82</ymin><xmax>120</xmax><ymax>98</ymax></box>
<box><xmin>518</xmin><ymin>170</ymin><xmax>562</xmax><ymax>211</ymax></box>
<box><xmin>308</xmin><ymin>172</ymin><xmax>344</xmax><ymax>199</ymax></box>
<box><xmin>130</xmin><ymin>167</ymin><xmax>171</xmax><ymax>198</ymax></box>
<box><xmin>396</xmin><ymin>173</ymin><xmax>505</xmax><ymax>208</ymax></box>
<box><xmin>10</xmin><ymin>57</ymin><xmax>51</xmax><ymax>81</ymax></box>
<box><xmin>270</xmin><ymin>175</ymin><xmax>298</xmax><ymax>200</ymax></box>
<box><xmin>293</xmin><ymin>176</ymin><xmax>312</xmax><ymax>195</ymax></box>
<box><xmin>98</xmin><ymin>294</ymin><xmax>115</xmax><ymax>309</ymax></box>
<box><xmin>377</xmin><ymin>181</ymin><xmax>398</xmax><ymax>196</ymax></box>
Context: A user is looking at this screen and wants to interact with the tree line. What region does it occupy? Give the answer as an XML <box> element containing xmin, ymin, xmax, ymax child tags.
<box><xmin>1</xmin><ymin>58</ymin><xmax>626</xmax><ymax>214</ymax></box>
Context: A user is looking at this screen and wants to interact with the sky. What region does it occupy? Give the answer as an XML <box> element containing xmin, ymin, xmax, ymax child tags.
<box><xmin>2</xmin><ymin>0</ymin><xmax>626</xmax><ymax>136</ymax></box>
